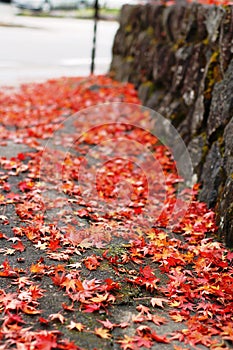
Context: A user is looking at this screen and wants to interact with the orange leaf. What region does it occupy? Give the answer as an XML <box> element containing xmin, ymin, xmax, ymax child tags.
<box><xmin>67</xmin><ymin>321</ymin><xmax>85</xmax><ymax>332</ymax></box>
<box><xmin>84</xmin><ymin>255</ymin><xmax>101</xmax><ymax>270</ymax></box>
<box><xmin>94</xmin><ymin>327</ymin><xmax>112</xmax><ymax>339</ymax></box>
<box><xmin>30</xmin><ymin>263</ymin><xmax>45</xmax><ymax>274</ymax></box>
<box><xmin>49</xmin><ymin>313</ymin><xmax>65</xmax><ymax>324</ymax></box>
<box><xmin>150</xmin><ymin>297</ymin><xmax>168</xmax><ymax>308</ymax></box>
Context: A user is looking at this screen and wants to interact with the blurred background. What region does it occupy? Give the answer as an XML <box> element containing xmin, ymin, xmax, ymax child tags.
<box><xmin>0</xmin><ymin>0</ymin><xmax>150</xmax><ymax>86</ymax></box>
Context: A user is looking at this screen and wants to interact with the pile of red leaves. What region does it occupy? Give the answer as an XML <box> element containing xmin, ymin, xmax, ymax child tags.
<box><xmin>0</xmin><ymin>75</ymin><xmax>232</xmax><ymax>350</ymax></box>
<box><xmin>187</xmin><ymin>0</ymin><xmax>233</xmax><ymax>5</ymax></box>
<box><xmin>161</xmin><ymin>0</ymin><xmax>233</xmax><ymax>6</ymax></box>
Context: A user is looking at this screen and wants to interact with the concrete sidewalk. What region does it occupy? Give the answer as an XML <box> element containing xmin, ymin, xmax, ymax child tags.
<box><xmin>0</xmin><ymin>75</ymin><xmax>232</xmax><ymax>350</ymax></box>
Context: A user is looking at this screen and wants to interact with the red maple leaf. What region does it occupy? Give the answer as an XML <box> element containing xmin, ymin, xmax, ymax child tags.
<box><xmin>12</xmin><ymin>240</ymin><xmax>25</xmax><ymax>252</ymax></box>
<box><xmin>34</xmin><ymin>331</ymin><xmax>58</xmax><ymax>350</ymax></box>
<box><xmin>0</xmin><ymin>258</ymin><xmax>17</xmax><ymax>277</ymax></box>
<box><xmin>83</xmin><ymin>255</ymin><xmax>101</xmax><ymax>270</ymax></box>
<box><xmin>151</xmin><ymin>331</ymin><xmax>170</xmax><ymax>343</ymax></box>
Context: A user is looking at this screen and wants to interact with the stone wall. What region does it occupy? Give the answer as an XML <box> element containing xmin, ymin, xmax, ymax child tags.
<box><xmin>110</xmin><ymin>3</ymin><xmax>233</xmax><ymax>247</ymax></box>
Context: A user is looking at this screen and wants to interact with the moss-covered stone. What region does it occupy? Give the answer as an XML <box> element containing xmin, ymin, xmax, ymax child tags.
<box><xmin>110</xmin><ymin>2</ymin><xmax>233</xmax><ymax>247</ymax></box>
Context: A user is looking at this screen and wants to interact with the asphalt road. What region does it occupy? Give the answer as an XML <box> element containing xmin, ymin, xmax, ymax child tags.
<box><xmin>0</xmin><ymin>3</ymin><xmax>119</xmax><ymax>86</ymax></box>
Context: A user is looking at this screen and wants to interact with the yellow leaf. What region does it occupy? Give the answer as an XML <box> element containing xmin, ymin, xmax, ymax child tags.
<box><xmin>67</xmin><ymin>321</ymin><xmax>85</xmax><ymax>332</ymax></box>
<box><xmin>94</xmin><ymin>327</ymin><xmax>111</xmax><ymax>339</ymax></box>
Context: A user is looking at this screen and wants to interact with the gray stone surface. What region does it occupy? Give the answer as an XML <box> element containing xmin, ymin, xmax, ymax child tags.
<box><xmin>218</xmin><ymin>177</ymin><xmax>233</xmax><ymax>247</ymax></box>
<box><xmin>187</xmin><ymin>134</ymin><xmax>206</xmax><ymax>177</ymax></box>
<box><xmin>199</xmin><ymin>141</ymin><xmax>224</xmax><ymax>208</ymax></box>
<box><xmin>207</xmin><ymin>58</ymin><xmax>233</xmax><ymax>140</ymax></box>
<box><xmin>223</xmin><ymin>116</ymin><xmax>233</xmax><ymax>176</ymax></box>
<box><xmin>219</xmin><ymin>6</ymin><xmax>233</xmax><ymax>72</ymax></box>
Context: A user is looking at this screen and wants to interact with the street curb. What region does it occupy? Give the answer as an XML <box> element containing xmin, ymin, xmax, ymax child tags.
<box><xmin>0</xmin><ymin>21</ymin><xmax>35</xmax><ymax>27</ymax></box>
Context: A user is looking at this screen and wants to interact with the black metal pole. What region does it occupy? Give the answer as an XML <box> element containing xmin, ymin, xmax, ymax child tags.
<box><xmin>91</xmin><ymin>0</ymin><xmax>99</xmax><ymax>75</ymax></box>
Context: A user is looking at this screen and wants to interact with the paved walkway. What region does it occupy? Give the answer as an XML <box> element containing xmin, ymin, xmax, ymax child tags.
<box><xmin>0</xmin><ymin>75</ymin><xmax>232</xmax><ymax>350</ymax></box>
